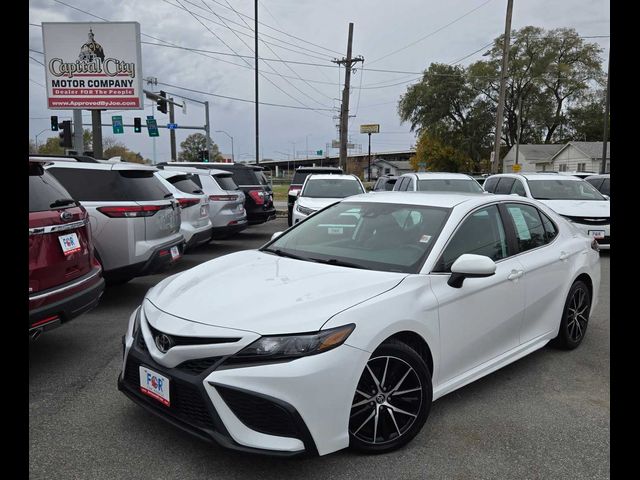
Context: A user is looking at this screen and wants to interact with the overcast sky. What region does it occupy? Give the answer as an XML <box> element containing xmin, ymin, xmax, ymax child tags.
<box><xmin>29</xmin><ymin>0</ymin><xmax>610</xmax><ymax>163</ymax></box>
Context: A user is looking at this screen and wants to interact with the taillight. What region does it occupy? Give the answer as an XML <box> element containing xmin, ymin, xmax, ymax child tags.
<box><xmin>209</xmin><ymin>195</ymin><xmax>238</xmax><ymax>202</ymax></box>
<box><xmin>289</xmin><ymin>187</ymin><xmax>301</xmax><ymax>196</ymax></box>
<box><xmin>97</xmin><ymin>205</ymin><xmax>165</xmax><ymax>218</ymax></box>
<box><xmin>248</xmin><ymin>190</ymin><xmax>265</xmax><ymax>205</ymax></box>
<box><xmin>177</xmin><ymin>198</ymin><xmax>200</xmax><ymax>209</ymax></box>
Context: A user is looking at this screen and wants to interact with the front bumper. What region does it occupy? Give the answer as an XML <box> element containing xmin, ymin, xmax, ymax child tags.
<box><xmin>118</xmin><ymin>309</ymin><xmax>368</xmax><ymax>456</ymax></box>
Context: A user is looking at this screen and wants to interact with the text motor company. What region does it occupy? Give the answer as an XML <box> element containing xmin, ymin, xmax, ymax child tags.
<box><xmin>42</xmin><ymin>22</ymin><xmax>143</xmax><ymax>110</ymax></box>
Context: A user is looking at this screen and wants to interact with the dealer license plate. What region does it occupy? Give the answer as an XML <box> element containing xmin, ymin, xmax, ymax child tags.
<box><xmin>139</xmin><ymin>366</ymin><xmax>170</xmax><ymax>406</ymax></box>
<box><xmin>58</xmin><ymin>233</ymin><xmax>81</xmax><ymax>256</ymax></box>
<box><xmin>588</xmin><ymin>230</ymin><xmax>605</xmax><ymax>239</ymax></box>
<box><xmin>170</xmin><ymin>245</ymin><xmax>180</xmax><ymax>260</ymax></box>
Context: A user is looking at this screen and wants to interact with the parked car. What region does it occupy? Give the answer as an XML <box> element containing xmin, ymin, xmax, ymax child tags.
<box><xmin>287</xmin><ymin>166</ymin><xmax>343</xmax><ymax>225</ymax></box>
<box><xmin>158</xmin><ymin>162</ymin><xmax>275</xmax><ymax>225</ymax></box>
<box><xmin>483</xmin><ymin>173</ymin><xmax>610</xmax><ymax>249</ymax></box>
<box><xmin>393</xmin><ymin>172</ymin><xmax>485</xmax><ymax>193</ymax></box>
<box><xmin>558</xmin><ymin>171</ymin><xmax>598</xmax><ymax>179</ymax></box>
<box><xmin>292</xmin><ymin>174</ymin><xmax>365</xmax><ymax>224</ymax></box>
<box><xmin>584</xmin><ymin>174</ymin><xmax>610</xmax><ymax>197</ymax></box>
<box><xmin>45</xmin><ymin>160</ymin><xmax>185</xmax><ymax>284</ymax></box>
<box><xmin>371</xmin><ymin>175</ymin><xmax>398</xmax><ymax>191</ymax></box>
<box><xmin>158</xmin><ymin>165</ymin><xmax>248</xmax><ymax>238</ymax></box>
<box><xmin>29</xmin><ymin>158</ymin><xmax>104</xmax><ymax>340</ymax></box>
<box><xmin>154</xmin><ymin>171</ymin><xmax>213</xmax><ymax>251</ymax></box>
<box><xmin>118</xmin><ymin>191</ymin><xmax>600</xmax><ymax>456</ymax></box>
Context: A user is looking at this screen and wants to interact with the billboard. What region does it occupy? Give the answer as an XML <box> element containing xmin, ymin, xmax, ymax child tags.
<box><xmin>42</xmin><ymin>22</ymin><xmax>143</xmax><ymax>110</ymax></box>
<box><xmin>360</xmin><ymin>124</ymin><xmax>380</xmax><ymax>134</ymax></box>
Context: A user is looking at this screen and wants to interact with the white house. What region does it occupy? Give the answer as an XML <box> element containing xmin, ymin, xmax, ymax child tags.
<box><xmin>367</xmin><ymin>159</ymin><xmax>413</xmax><ymax>179</ymax></box>
<box><xmin>502</xmin><ymin>142</ymin><xmax>610</xmax><ymax>173</ymax></box>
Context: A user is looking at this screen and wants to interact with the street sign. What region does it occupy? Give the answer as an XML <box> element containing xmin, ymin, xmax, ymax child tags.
<box><xmin>512</xmin><ymin>163</ymin><xmax>522</xmax><ymax>172</ymax></box>
<box><xmin>146</xmin><ymin>116</ymin><xmax>159</xmax><ymax>137</ymax></box>
<box><xmin>360</xmin><ymin>124</ymin><xmax>380</xmax><ymax>134</ymax></box>
<box><xmin>316</xmin><ymin>150</ymin><xmax>323</xmax><ymax>156</ymax></box>
<box><xmin>112</xmin><ymin>115</ymin><xmax>124</xmax><ymax>134</ymax></box>
<box><xmin>167</xmin><ymin>123</ymin><xmax>178</xmax><ymax>129</ymax></box>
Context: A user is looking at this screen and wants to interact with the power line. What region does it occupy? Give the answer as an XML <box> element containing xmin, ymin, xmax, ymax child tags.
<box><xmin>449</xmin><ymin>41</ymin><xmax>494</xmax><ymax>65</ymax></box>
<box><xmin>368</xmin><ymin>0</ymin><xmax>494</xmax><ymax>65</ymax></box>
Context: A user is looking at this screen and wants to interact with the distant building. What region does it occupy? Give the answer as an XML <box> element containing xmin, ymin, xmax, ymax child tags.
<box><xmin>367</xmin><ymin>159</ymin><xmax>414</xmax><ymax>179</ymax></box>
<box><xmin>502</xmin><ymin>142</ymin><xmax>610</xmax><ymax>173</ymax></box>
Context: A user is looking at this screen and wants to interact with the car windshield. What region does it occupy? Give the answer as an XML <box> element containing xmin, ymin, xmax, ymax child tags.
<box><xmin>301</xmin><ymin>178</ymin><xmax>364</xmax><ymax>198</ymax></box>
<box><xmin>417</xmin><ymin>179</ymin><xmax>483</xmax><ymax>193</ymax></box>
<box><xmin>528</xmin><ymin>179</ymin><xmax>606</xmax><ymax>200</ymax></box>
<box><xmin>264</xmin><ymin>201</ymin><xmax>450</xmax><ymax>273</ymax></box>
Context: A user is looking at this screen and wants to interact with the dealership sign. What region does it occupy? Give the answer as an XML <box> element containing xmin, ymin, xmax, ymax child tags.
<box><xmin>42</xmin><ymin>22</ymin><xmax>143</xmax><ymax>110</ymax></box>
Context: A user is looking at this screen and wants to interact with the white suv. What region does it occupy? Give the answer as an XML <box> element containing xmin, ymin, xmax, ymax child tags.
<box><xmin>484</xmin><ymin>173</ymin><xmax>610</xmax><ymax>249</ymax></box>
<box><xmin>154</xmin><ymin>171</ymin><xmax>213</xmax><ymax>251</ymax></box>
<box><xmin>393</xmin><ymin>172</ymin><xmax>485</xmax><ymax>193</ymax></box>
<box><xmin>292</xmin><ymin>174</ymin><xmax>365</xmax><ymax>224</ymax></box>
<box><xmin>45</xmin><ymin>159</ymin><xmax>185</xmax><ymax>284</ymax></box>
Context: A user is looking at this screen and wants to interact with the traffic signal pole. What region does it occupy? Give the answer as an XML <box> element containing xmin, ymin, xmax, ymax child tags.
<box><xmin>91</xmin><ymin>110</ymin><xmax>103</xmax><ymax>158</ymax></box>
<box><xmin>169</xmin><ymin>98</ymin><xmax>177</xmax><ymax>161</ymax></box>
<box><xmin>73</xmin><ymin>109</ymin><xmax>83</xmax><ymax>153</ymax></box>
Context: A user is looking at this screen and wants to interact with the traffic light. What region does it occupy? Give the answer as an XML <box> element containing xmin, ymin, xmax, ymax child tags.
<box><xmin>51</xmin><ymin>116</ymin><xmax>59</xmax><ymax>131</ymax></box>
<box><xmin>134</xmin><ymin>117</ymin><xmax>142</xmax><ymax>133</ymax></box>
<box><xmin>156</xmin><ymin>90</ymin><xmax>167</xmax><ymax>114</ymax></box>
<box><xmin>58</xmin><ymin>120</ymin><xmax>72</xmax><ymax>148</ymax></box>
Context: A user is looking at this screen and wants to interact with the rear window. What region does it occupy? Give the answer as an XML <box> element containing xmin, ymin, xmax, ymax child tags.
<box><xmin>292</xmin><ymin>171</ymin><xmax>312</xmax><ymax>185</ymax></box>
<box><xmin>48</xmin><ymin>168</ymin><xmax>171</xmax><ymax>201</ymax></box>
<box><xmin>166</xmin><ymin>174</ymin><xmax>202</xmax><ymax>194</ymax></box>
<box><xmin>215</xmin><ymin>166</ymin><xmax>259</xmax><ymax>185</ymax></box>
<box><xmin>29</xmin><ymin>166</ymin><xmax>75</xmax><ymax>213</ymax></box>
<box><xmin>214</xmin><ymin>174</ymin><xmax>239</xmax><ymax>191</ymax></box>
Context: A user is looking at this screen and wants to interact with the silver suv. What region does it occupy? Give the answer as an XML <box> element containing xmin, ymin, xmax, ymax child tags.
<box><xmin>45</xmin><ymin>160</ymin><xmax>185</xmax><ymax>284</ymax></box>
<box><xmin>154</xmin><ymin>171</ymin><xmax>213</xmax><ymax>250</ymax></box>
<box><xmin>159</xmin><ymin>165</ymin><xmax>248</xmax><ymax>238</ymax></box>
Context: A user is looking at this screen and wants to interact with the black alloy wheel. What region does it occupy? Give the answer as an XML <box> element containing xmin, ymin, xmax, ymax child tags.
<box><xmin>551</xmin><ymin>280</ymin><xmax>591</xmax><ymax>350</ymax></box>
<box><xmin>349</xmin><ymin>340</ymin><xmax>431</xmax><ymax>453</ymax></box>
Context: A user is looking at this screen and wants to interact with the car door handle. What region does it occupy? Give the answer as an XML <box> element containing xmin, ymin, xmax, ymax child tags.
<box><xmin>559</xmin><ymin>251</ymin><xmax>570</xmax><ymax>261</ymax></box>
<box><xmin>507</xmin><ymin>270</ymin><xmax>524</xmax><ymax>281</ymax></box>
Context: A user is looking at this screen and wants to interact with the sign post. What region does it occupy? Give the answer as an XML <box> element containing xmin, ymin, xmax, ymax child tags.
<box><xmin>360</xmin><ymin>124</ymin><xmax>380</xmax><ymax>181</ymax></box>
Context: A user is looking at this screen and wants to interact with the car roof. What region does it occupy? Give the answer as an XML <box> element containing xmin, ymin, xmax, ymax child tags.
<box><xmin>296</xmin><ymin>166</ymin><xmax>342</xmax><ymax>172</ymax></box>
<box><xmin>490</xmin><ymin>173</ymin><xmax>584</xmax><ymax>181</ymax></box>
<box><xmin>585</xmin><ymin>174</ymin><xmax>610</xmax><ymax>179</ymax></box>
<box><xmin>405</xmin><ymin>172</ymin><xmax>475</xmax><ymax>180</ymax></box>
<box><xmin>158</xmin><ymin>165</ymin><xmax>232</xmax><ymax>176</ymax></box>
<box><xmin>44</xmin><ymin>159</ymin><xmax>157</xmax><ymax>171</ymax></box>
<box><xmin>342</xmin><ymin>191</ymin><xmax>517</xmax><ymax>209</ymax></box>
<box><xmin>306</xmin><ymin>174</ymin><xmax>360</xmax><ymax>181</ymax></box>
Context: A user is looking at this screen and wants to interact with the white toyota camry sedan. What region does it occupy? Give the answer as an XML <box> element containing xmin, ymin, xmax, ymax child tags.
<box><xmin>118</xmin><ymin>192</ymin><xmax>600</xmax><ymax>457</ymax></box>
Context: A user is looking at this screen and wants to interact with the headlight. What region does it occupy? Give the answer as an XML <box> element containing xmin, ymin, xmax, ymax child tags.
<box><xmin>228</xmin><ymin>324</ymin><xmax>355</xmax><ymax>363</ymax></box>
<box><xmin>296</xmin><ymin>204</ymin><xmax>315</xmax><ymax>216</ymax></box>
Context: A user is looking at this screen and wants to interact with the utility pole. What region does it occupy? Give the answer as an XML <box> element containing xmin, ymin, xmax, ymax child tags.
<box><xmin>204</xmin><ymin>100</ymin><xmax>212</xmax><ymax>159</ymax></box>
<box><xmin>367</xmin><ymin>133</ymin><xmax>372</xmax><ymax>181</ymax></box>
<box><xmin>73</xmin><ymin>109</ymin><xmax>83</xmax><ymax>153</ymax></box>
<box><xmin>491</xmin><ymin>0</ymin><xmax>514</xmax><ymax>174</ymax></box>
<box><xmin>254</xmin><ymin>0</ymin><xmax>259</xmax><ymax>165</ymax></box>
<box><xmin>332</xmin><ymin>22</ymin><xmax>364</xmax><ymax>172</ymax></box>
<box><xmin>515</xmin><ymin>94</ymin><xmax>523</xmax><ymax>166</ymax></box>
<box><xmin>169</xmin><ymin>97</ymin><xmax>177</xmax><ymax>161</ymax></box>
<box><xmin>600</xmin><ymin>50</ymin><xmax>610</xmax><ymax>174</ymax></box>
<box><xmin>91</xmin><ymin>110</ymin><xmax>103</xmax><ymax>159</ymax></box>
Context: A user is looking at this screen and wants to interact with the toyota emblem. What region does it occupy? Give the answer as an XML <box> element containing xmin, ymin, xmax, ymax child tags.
<box><xmin>155</xmin><ymin>333</ymin><xmax>174</xmax><ymax>353</ymax></box>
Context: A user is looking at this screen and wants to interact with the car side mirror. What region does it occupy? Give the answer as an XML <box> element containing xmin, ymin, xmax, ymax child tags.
<box><xmin>271</xmin><ymin>231</ymin><xmax>283</xmax><ymax>241</ymax></box>
<box><xmin>448</xmin><ymin>254</ymin><xmax>496</xmax><ymax>288</ymax></box>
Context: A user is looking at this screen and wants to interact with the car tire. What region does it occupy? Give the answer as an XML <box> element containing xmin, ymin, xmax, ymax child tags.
<box><xmin>349</xmin><ymin>339</ymin><xmax>432</xmax><ymax>454</ymax></box>
<box><xmin>550</xmin><ymin>280</ymin><xmax>591</xmax><ymax>350</ymax></box>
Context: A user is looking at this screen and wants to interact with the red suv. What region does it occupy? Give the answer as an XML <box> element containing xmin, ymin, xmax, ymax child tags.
<box><xmin>29</xmin><ymin>159</ymin><xmax>105</xmax><ymax>340</ymax></box>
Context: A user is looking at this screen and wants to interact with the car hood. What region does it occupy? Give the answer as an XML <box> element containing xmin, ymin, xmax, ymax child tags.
<box><xmin>538</xmin><ymin>199</ymin><xmax>610</xmax><ymax>218</ymax></box>
<box><xmin>297</xmin><ymin>197</ymin><xmax>343</xmax><ymax>211</ymax></box>
<box><xmin>146</xmin><ymin>250</ymin><xmax>407</xmax><ymax>335</ymax></box>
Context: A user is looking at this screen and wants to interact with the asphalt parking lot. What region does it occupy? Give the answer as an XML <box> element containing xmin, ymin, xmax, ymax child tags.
<box><xmin>29</xmin><ymin>218</ymin><xmax>610</xmax><ymax>479</ymax></box>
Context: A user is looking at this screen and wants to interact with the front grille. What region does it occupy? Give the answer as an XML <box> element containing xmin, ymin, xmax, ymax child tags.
<box><xmin>176</xmin><ymin>357</ymin><xmax>222</xmax><ymax>375</ymax></box>
<box><xmin>136</xmin><ymin>330</ymin><xmax>148</xmax><ymax>352</ymax></box>
<box><xmin>565</xmin><ymin>216</ymin><xmax>610</xmax><ymax>226</ymax></box>
<box><xmin>147</xmin><ymin>323</ymin><xmax>240</xmax><ymax>348</ymax></box>
<box><xmin>216</xmin><ymin>385</ymin><xmax>299</xmax><ymax>438</ymax></box>
<box><xmin>124</xmin><ymin>358</ymin><xmax>216</xmax><ymax>430</ymax></box>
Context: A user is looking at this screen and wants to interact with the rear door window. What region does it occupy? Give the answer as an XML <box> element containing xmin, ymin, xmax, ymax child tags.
<box><xmin>483</xmin><ymin>176</ymin><xmax>499</xmax><ymax>193</ymax></box>
<box><xmin>29</xmin><ymin>167</ymin><xmax>75</xmax><ymax>212</ymax></box>
<box><xmin>505</xmin><ymin>203</ymin><xmax>547</xmax><ymax>252</ymax></box>
<box><xmin>214</xmin><ymin>174</ymin><xmax>239</xmax><ymax>191</ymax></box>
<box><xmin>166</xmin><ymin>174</ymin><xmax>203</xmax><ymax>194</ymax></box>
<box><xmin>495</xmin><ymin>177</ymin><xmax>516</xmax><ymax>194</ymax></box>
<box><xmin>48</xmin><ymin>168</ymin><xmax>171</xmax><ymax>201</ymax></box>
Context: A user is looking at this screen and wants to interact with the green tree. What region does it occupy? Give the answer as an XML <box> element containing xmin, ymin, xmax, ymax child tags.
<box><xmin>178</xmin><ymin>133</ymin><xmax>222</xmax><ymax>162</ymax></box>
<box><xmin>29</xmin><ymin>139</ymin><xmax>37</xmax><ymax>153</ymax></box>
<box><xmin>37</xmin><ymin>137</ymin><xmax>65</xmax><ymax>155</ymax></box>
<box><xmin>565</xmin><ymin>90</ymin><xmax>609</xmax><ymax>141</ymax></box>
<box><xmin>410</xmin><ymin>132</ymin><xmax>470</xmax><ymax>172</ymax></box>
<box><xmin>103</xmin><ymin>137</ymin><xmax>146</xmax><ymax>163</ymax></box>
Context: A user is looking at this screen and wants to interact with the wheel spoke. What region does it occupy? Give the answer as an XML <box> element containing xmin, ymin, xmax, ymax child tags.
<box><xmin>372</xmin><ymin>407</ymin><xmax>380</xmax><ymax>443</ymax></box>
<box><xmin>366</xmin><ymin>364</ymin><xmax>382</xmax><ymax>390</ymax></box>
<box><xmin>352</xmin><ymin>397</ymin><xmax>372</xmax><ymax>408</ymax></box>
<box><xmin>390</xmin><ymin>367</ymin><xmax>413</xmax><ymax>394</ymax></box>
<box><xmin>574</xmin><ymin>317</ymin><xmax>583</xmax><ymax>338</ymax></box>
<box><xmin>388</xmin><ymin>404</ymin><xmax>417</xmax><ymax>418</ymax></box>
<box><xmin>380</xmin><ymin>357</ymin><xmax>390</xmax><ymax>389</ymax></box>
<box><xmin>350</xmin><ymin>404</ymin><xmax>372</xmax><ymax>419</ymax></box>
<box><xmin>353</xmin><ymin>409</ymin><xmax>376</xmax><ymax>435</ymax></box>
<box><xmin>387</xmin><ymin>408</ymin><xmax>402</xmax><ymax>436</ymax></box>
<box><xmin>394</xmin><ymin>387</ymin><xmax>422</xmax><ymax>397</ymax></box>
